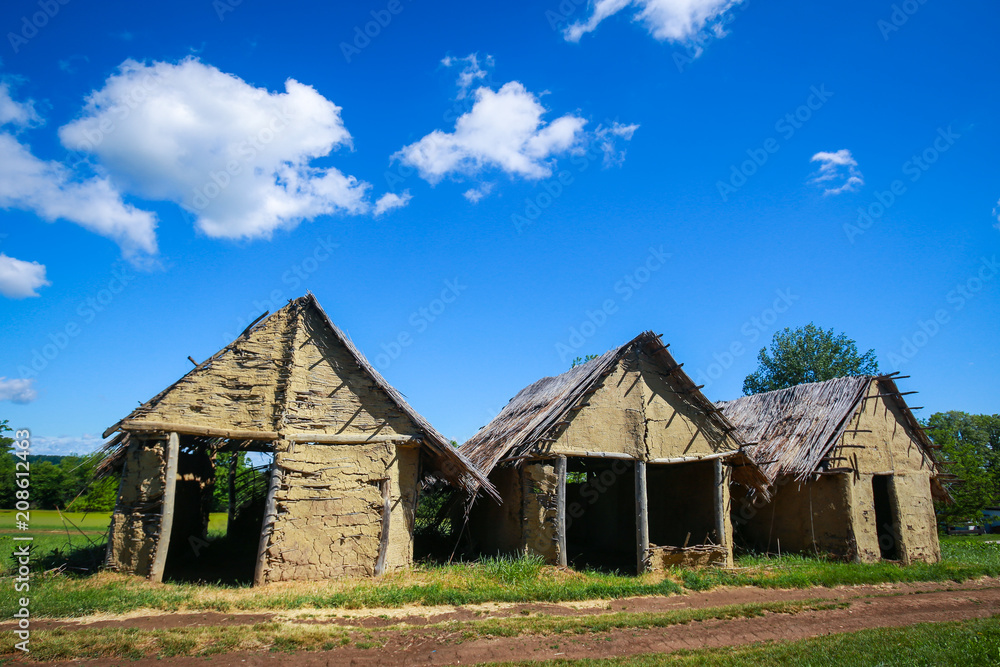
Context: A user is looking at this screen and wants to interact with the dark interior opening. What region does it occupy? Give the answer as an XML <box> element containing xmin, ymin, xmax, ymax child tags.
<box><xmin>872</xmin><ymin>475</ymin><xmax>899</xmax><ymax>560</ymax></box>
<box><xmin>565</xmin><ymin>458</ymin><xmax>636</xmax><ymax>573</ymax></box>
<box><xmin>647</xmin><ymin>460</ymin><xmax>719</xmax><ymax>547</ymax></box>
<box><xmin>163</xmin><ymin>437</ymin><xmax>272</xmax><ymax>584</ymax></box>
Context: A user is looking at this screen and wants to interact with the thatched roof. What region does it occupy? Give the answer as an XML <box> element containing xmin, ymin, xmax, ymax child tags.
<box><xmin>718</xmin><ymin>375</ymin><xmax>945</xmax><ymax>489</ymax></box>
<box><xmin>96</xmin><ymin>294</ymin><xmax>496</xmax><ymax>499</ymax></box>
<box><xmin>460</xmin><ymin>331</ymin><xmax>767</xmax><ymax>493</ymax></box>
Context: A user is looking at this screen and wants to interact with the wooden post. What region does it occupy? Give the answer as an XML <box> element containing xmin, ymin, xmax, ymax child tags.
<box><xmin>253</xmin><ymin>456</ymin><xmax>283</xmax><ymax>586</ymax></box>
<box><xmin>714</xmin><ymin>458</ymin><xmax>726</xmax><ymax>547</ymax></box>
<box><xmin>374</xmin><ymin>477</ymin><xmax>392</xmax><ymax>576</ymax></box>
<box><xmin>227</xmin><ymin>448</ymin><xmax>238</xmax><ymax>530</ymax></box>
<box><xmin>555</xmin><ymin>456</ymin><xmax>567</xmax><ymax>567</ymax></box>
<box><xmin>149</xmin><ymin>432</ymin><xmax>179</xmax><ymax>583</ymax></box>
<box><xmin>635</xmin><ymin>460</ymin><xmax>649</xmax><ymax>574</ymax></box>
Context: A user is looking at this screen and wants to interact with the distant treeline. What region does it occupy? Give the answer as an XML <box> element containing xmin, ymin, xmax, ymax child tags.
<box><xmin>0</xmin><ymin>452</ymin><xmax>119</xmax><ymax>511</ymax></box>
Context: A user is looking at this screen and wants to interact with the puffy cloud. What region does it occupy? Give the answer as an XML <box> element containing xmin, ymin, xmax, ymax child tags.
<box><xmin>0</xmin><ymin>253</ymin><xmax>50</xmax><ymax>298</ymax></box>
<box><xmin>0</xmin><ymin>377</ymin><xmax>36</xmax><ymax>404</ymax></box>
<box><xmin>59</xmin><ymin>58</ymin><xmax>370</xmax><ymax>242</ymax></box>
<box><xmin>374</xmin><ymin>190</ymin><xmax>412</xmax><ymax>216</ymax></box>
<box><xmin>0</xmin><ymin>134</ymin><xmax>159</xmax><ymax>258</ymax></box>
<box><xmin>0</xmin><ymin>81</ymin><xmax>41</xmax><ymax>128</ymax></box>
<box><xmin>810</xmin><ymin>149</ymin><xmax>864</xmax><ymax>195</ymax></box>
<box><xmin>565</xmin><ymin>0</ymin><xmax>744</xmax><ymax>44</ymax></box>
<box><xmin>393</xmin><ymin>81</ymin><xmax>587</xmax><ymax>185</ymax></box>
<box><xmin>463</xmin><ymin>182</ymin><xmax>495</xmax><ymax>203</ymax></box>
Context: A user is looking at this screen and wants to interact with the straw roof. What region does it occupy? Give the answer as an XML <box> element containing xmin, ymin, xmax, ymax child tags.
<box><xmin>718</xmin><ymin>375</ymin><xmax>944</xmax><ymax>487</ymax></box>
<box><xmin>460</xmin><ymin>332</ymin><xmax>765</xmax><ymax>492</ymax></box>
<box><xmin>96</xmin><ymin>294</ymin><xmax>496</xmax><ymax>499</ymax></box>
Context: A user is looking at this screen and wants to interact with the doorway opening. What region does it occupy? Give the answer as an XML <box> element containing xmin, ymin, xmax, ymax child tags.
<box><xmin>872</xmin><ymin>475</ymin><xmax>900</xmax><ymax>560</ymax></box>
<box><xmin>565</xmin><ymin>458</ymin><xmax>636</xmax><ymax>573</ymax></box>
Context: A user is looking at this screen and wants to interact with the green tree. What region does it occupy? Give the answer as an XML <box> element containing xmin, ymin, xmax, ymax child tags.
<box><xmin>927</xmin><ymin>411</ymin><xmax>1000</xmax><ymax>524</ymax></box>
<box><xmin>0</xmin><ymin>421</ymin><xmax>13</xmax><ymax>508</ymax></box>
<box><xmin>743</xmin><ymin>323</ymin><xmax>879</xmax><ymax>395</ymax></box>
<box><xmin>571</xmin><ymin>354</ymin><xmax>598</xmax><ymax>369</ymax></box>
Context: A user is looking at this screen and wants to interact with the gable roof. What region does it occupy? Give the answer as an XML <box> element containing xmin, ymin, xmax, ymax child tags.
<box><xmin>460</xmin><ymin>332</ymin><xmax>758</xmax><ymax>484</ymax></box>
<box><xmin>97</xmin><ymin>294</ymin><xmax>496</xmax><ymax>498</ymax></box>
<box><xmin>718</xmin><ymin>374</ymin><xmax>945</xmax><ymax>488</ymax></box>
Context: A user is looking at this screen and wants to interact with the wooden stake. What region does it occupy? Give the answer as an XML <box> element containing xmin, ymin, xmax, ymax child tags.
<box><xmin>374</xmin><ymin>476</ymin><xmax>392</xmax><ymax>576</ymax></box>
<box><xmin>714</xmin><ymin>458</ymin><xmax>726</xmax><ymax>548</ymax></box>
<box><xmin>555</xmin><ymin>456</ymin><xmax>567</xmax><ymax>567</ymax></box>
<box><xmin>149</xmin><ymin>432</ymin><xmax>179</xmax><ymax>583</ymax></box>
<box><xmin>253</xmin><ymin>459</ymin><xmax>283</xmax><ymax>586</ymax></box>
<box><xmin>635</xmin><ymin>460</ymin><xmax>649</xmax><ymax>574</ymax></box>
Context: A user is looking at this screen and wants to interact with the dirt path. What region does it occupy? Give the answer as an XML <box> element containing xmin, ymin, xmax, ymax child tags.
<box><xmin>22</xmin><ymin>579</ymin><xmax>1000</xmax><ymax>666</ymax></box>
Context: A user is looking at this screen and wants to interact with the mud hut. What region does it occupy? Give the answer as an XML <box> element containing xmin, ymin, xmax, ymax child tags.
<box><xmin>459</xmin><ymin>332</ymin><xmax>767</xmax><ymax>573</ymax></box>
<box><xmin>98</xmin><ymin>294</ymin><xmax>495</xmax><ymax>584</ymax></box>
<box><xmin>719</xmin><ymin>374</ymin><xmax>948</xmax><ymax>564</ymax></box>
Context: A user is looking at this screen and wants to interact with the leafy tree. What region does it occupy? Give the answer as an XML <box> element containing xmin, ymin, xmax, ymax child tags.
<box><xmin>927</xmin><ymin>411</ymin><xmax>1000</xmax><ymax>524</ymax></box>
<box><xmin>571</xmin><ymin>354</ymin><xmax>598</xmax><ymax>369</ymax></box>
<box><xmin>743</xmin><ymin>323</ymin><xmax>879</xmax><ymax>395</ymax></box>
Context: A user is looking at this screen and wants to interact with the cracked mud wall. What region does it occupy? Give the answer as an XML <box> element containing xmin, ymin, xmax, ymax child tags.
<box><xmin>546</xmin><ymin>350</ymin><xmax>737</xmax><ymax>460</ymax></box>
<box><xmin>522</xmin><ymin>462</ymin><xmax>559</xmax><ymax>563</ymax></box>
<box><xmin>732</xmin><ymin>473</ymin><xmax>854</xmax><ymax>557</ymax></box>
<box><xmin>106</xmin><ymin>437</ymin><xmax>167</xmax><ymax>576</ymax></box>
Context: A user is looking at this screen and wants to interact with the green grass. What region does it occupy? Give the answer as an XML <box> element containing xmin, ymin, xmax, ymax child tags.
<box><xmin>481</xmin><ymin>615</ymin><xmax>1000</xmax><ymax>666</ymax></box>
<box><xmin>3</xmin><ymin>526</ymin><xmax>1000</xmax><ymax>619</ymax></box>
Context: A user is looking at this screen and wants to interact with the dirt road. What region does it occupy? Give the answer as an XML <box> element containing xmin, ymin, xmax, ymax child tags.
<box><xmin>23</xmin><ymin>578</ymin><xmax>1000</xmax><ymax>666</ymax></box>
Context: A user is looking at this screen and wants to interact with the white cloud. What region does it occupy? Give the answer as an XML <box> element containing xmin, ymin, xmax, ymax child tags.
<box><xmin>394</xmin><ymin>81</ymin><xmax>587</xmax><ymax>185</ymax></box>
<box><xmin>0</xmin><ymin>253</ymin><xmax>50</xmax><ymax>298</ymax></box>
<box><xmin>0</xmin><ymin>377</ymin><xmax>36</xmax><ymax>404</ymax></box>
<box><xmin>595</xmin><ymin>122</ymin><xmax>640</xmax><ymax>167</ymax></box>
<box><xmin>0</xmin><ymin>133</ymin><xmax>159</xmax><ymax>258</ymax></box>
<box><xmin>464</xmin><ymin>182</ymin><xmax>495</xmax><ymax>203</ymax></box>
<box><xmin>0</xmin><ymin>81</ymin><xmax>41</xmax><ymax>128</ymax></box>
<box><xmin>28</xmin><ymin>434</ymin><xmax>103</xmax><ymax>456</ymax></box>
<box><xmin>565</xmin><ymin>0</ymin><xmax>744</xmax><ymax>44</ymax></box>
<box><xmin>442</xmin><ymin>53</ymin><xmax>493</xmax><ymax>99</ymax></box>
<box><xmin>59</xmin><ymin>58</ymin><xmax>370</xmax><ymax>242</ymax></box>
<box><xmin>374</xmin><ymin>190</ymin><xmax>412</xmax><ymax>216</ymax></box>
<box><xmin>810</xmin><ymin>149</ymin><xmax>864</xmax><ymax>195</ymax></box>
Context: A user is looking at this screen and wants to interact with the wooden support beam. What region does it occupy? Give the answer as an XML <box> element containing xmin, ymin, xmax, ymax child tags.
<box><xmin>285</xmin><ymin>433</ymin><xmax>421</xmax><ymax>445</ymax></box>
<box><xmin>649</xmin><ymin>451</ymin><xmax>733</xmax><ymax>465</ymax></box>
<box><xmin>187</xmin><ymin>356</ymin><xmax>199</xmax><ymax>366</ymax></box>
<box><xmin>254</xmin><ymin>461</ymin><xmax>283</xmax><ymax>586</ymax></box>
<box><xmin>555</xmin><ymin>456</ymin><xmax>567</xmax><ymax>568</ymax></box>
<box><xmin>374</xmin><ymin>478</ymin><xmax>392</xmax><ymax>576</ymax></box>
<box><xmin>713</xmin><ymin>458</ymin><xmax>725</xmax><ymax>549</ymax></box>
<box><xmin>148</xmin><ymin>432</ymin><xmax>179</xmax><ymax>584</ymax></box>
<box><xmin>119</xmin><ymin>421</ymin><xmax>279</xmax><ymax>441</ymax></box>
<box><xmin>635</xmin><ymin>460</ymin><xmax>649</xmax><ymax>574</ymax></box>
<box><xmin>227</xmin><ymin>450</ymin><xmax>238</xmax><ymax>529</ymax></box>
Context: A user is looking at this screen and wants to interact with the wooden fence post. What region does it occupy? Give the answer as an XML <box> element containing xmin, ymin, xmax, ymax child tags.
<box><xmin>635</xmin><ymin>460</ymin><xmax>649</xmax><ymax>574</ymax></box>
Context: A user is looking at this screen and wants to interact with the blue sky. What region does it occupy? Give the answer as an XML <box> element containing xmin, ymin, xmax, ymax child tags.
<box><xmin>0</xmin><ymin>0</ymin><xmax>997</xmax><ymax>455</ymax></box>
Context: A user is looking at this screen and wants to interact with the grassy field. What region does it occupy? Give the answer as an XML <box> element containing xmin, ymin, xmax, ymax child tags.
<box><xmin>482</xmin><ymin>616</ymin><xmax>1000</xmax><ymax>666</ymax></box>
<box><xmin>2</xmin><ymin>510</ymin><xmax>999</xmax><ymax>619</ymax></box>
